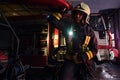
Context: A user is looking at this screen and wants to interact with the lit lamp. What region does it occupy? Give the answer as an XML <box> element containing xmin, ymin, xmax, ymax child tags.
<box><xmin>54</xmin><ymin>28</ymin><xmax>59</xmax><ymax>48</ymax></box>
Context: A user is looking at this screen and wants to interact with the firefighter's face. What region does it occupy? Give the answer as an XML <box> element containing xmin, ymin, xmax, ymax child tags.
<box><xmin>73</xmin><ymin>11</ymin><xmax>83</xmax><ymax>24</ymax></box>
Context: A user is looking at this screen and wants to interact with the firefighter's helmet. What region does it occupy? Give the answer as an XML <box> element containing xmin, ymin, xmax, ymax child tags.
<box><xmin>72</xmin><ymin>2</ymin><xmax>90</xmax><ymax>23</ymax></box>
<box><xmin>73</xmin><ymin>2</ymin><xmax>90</xmax><ymax>15</ymax></box>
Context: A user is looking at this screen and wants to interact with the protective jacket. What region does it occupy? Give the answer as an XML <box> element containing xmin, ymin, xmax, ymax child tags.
<box><xmin>48</xmin><ymin>16</ymin><xmax>98</xmax><ymax>62</ymax></box>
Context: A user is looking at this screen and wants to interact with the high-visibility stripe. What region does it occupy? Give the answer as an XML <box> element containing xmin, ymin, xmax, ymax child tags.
<box><xmin>52</xmin><ymin>13</ymin><xmax>62</xmax><ymax>20</ymax></box>
<box><xmin>82</xmin><ymin>36</ymin><xmax>91</xmax><ymax>48</ymax></box>
<box><xmin>57</xmin><ymin>13</ymin><xmax>62</xmax><ymax>19</ymax></box>
<box><xmin>86</xmin><ymin>50</ymin><xmax>93</xmax><ymax>60</ymax></box>
<box><xmin>88</xmin><ymin>50</ymin><xmax>93</xmax><ymax>59</ymax></box>
<box><xmin>86</xmin><ymin>52</ymin><xmax>91</xmax><ymax>60</ymax></box>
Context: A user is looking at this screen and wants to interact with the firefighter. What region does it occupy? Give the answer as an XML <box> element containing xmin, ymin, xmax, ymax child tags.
<box><xmin>47</xmin><ymin>2</ymin><xmax>98</xmax><ymax>80</ymax></box>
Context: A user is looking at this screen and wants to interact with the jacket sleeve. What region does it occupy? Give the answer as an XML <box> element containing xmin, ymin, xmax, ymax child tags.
<box><xmin>88</xmin><ymin>32</ymin><xmax>98</xmax><ymax>57</ymax></box>
<box><xmin>82</xmin><ymin>26</ymin><xmax>98</xmax><ymax>61</ymax></box>
<box><xmin>47</xmin><ymin>15</ymin><xmax>66</xmax><ymax>31</ymax></box>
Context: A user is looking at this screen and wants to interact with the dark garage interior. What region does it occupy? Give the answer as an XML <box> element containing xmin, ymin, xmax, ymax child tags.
<box><xmin>0</xmin><ymin>0</ymin><xmax>120</xmax><ymax>80</ymax></box>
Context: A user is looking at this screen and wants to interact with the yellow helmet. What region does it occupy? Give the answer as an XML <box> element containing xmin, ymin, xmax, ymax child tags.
<box><xmin>73</xmin><ymin>2</ymin><xmax>90</xmax><ymax>16</ymax></box>
<box><xmin>72</xmin><ymin>2</ymin><xmax>91</xmax><ymax>23</ymax></box>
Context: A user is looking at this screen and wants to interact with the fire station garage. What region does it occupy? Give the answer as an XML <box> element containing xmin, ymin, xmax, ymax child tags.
<box><xmin>0</xmin><ymin>0</ymin><xmax>120</xmax><ymax>80</ymax></box>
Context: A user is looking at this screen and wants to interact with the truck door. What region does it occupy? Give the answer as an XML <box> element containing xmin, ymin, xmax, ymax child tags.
<box><xmin>90</xmin><ymin>13</ymin><xmax>111</xmax><ymax>61</ymax></box>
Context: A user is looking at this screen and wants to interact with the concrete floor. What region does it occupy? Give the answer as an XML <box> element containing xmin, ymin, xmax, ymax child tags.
<box><xmin>25</xmin><ymin>61</ymin><xmax>120</xmax><ymax>80</ymax></box>
<box><xmin>93</xmin><ymin>62</ymin><xmax>120</xmax><ymax>80</ymax></box>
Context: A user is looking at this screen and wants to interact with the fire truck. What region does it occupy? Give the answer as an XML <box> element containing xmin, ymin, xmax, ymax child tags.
<box><xmin>89</xmin><ymin>13</ymin><xmax>118</xmax><ymax>61</ymax></box>
<box><xmin>0</xmin><ymin>0</ymin><xmax>71</xmax><ymax>79</ymax></box>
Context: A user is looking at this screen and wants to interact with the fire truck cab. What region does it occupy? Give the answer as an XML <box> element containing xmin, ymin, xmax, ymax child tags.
<box><xmin>90</xmin><ymin>13</ymin><xmax>118</xmax><ymax>61</ymax></box>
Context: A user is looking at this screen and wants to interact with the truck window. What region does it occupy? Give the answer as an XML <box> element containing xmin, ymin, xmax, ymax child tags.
<box><xmin>90</xmin><ymin>14</ymin><xmax>106</xmax><ymax>39</ymax></box>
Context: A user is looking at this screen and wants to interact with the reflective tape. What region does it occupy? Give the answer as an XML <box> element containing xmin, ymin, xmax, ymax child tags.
<box><xmin>88</xmin><ymin>50</ymin><xmax>93</xmax><ymax>59</ymax></box>
<box><xmin>52</xmin><ymin>13</ymin><xmax>62</xmax><ymax>20</ymax></box>
<box><xmin>86</xmin><ymin>52</ymin><xmax>91</xmax><ymax>60</ymax></box>
<box><xmin>82</xmin><ymin>36</ymin><xmax>91</xmax><ymax>48</ymax></box>
<box><xmin>86</xmin><ymin>50</ymin><xmax>93</xmax><ymax>60</ymax></box>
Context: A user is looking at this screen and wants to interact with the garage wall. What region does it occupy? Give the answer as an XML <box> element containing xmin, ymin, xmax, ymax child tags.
<box><xmin>113</xmin><ymin>9</ymin><xmax>120</xmax><ymax>52</ymax></box>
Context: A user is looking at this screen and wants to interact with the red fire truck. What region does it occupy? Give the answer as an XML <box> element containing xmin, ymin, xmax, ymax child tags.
<box><xmin>90</xmin><ymin>13</ymin><xmax>118</xmax><ymax>61</ymax></box>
